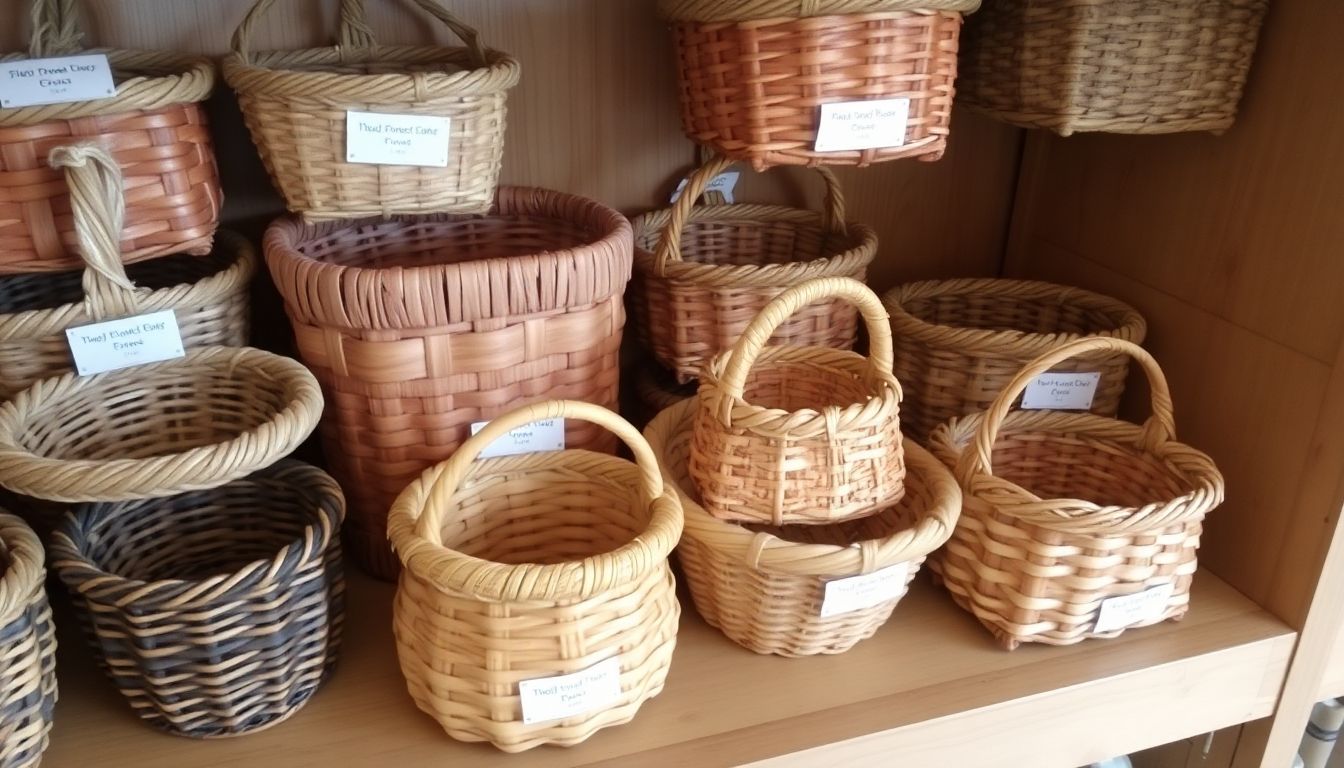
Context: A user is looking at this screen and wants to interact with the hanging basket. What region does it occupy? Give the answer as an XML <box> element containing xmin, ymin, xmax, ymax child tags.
<box><xmin>0</xmin><ymin>513</ymin><xmax>55</xmax><ymax>768</ymax></box>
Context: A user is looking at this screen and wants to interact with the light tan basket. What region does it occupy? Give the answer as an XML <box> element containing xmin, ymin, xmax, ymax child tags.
<box><xmin>0</xmin><ymin>513</ymin><xmax>55</xmax><ymax>768</ymax></box>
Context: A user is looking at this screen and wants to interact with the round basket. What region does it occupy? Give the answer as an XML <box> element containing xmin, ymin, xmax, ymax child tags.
<box><xmin>927</xmin><ymin>338</ymin><xmax>1225</xmax><ymax>650</ymax></box>
<box><xmin>647</xmin><ymin>398</ymin><xmax>958</xmax><ymax>656</ymax></box>
<box><xmin>691</xmin><ymin>277</ymin><xmax>904</xmax><ymax>525</ymax></box>
<box><xmin>222</xmin><ymin>0</ymin><xmax>521</xmax><ymax>220</ymax></box>
<box><xmin>388</xmin><ymin>400</ymin><xmax>683</xmax><ymax>752</ymax></box>
<box><xmin>50</xmin><ymin>460</ymin><xmax>345</xmax><ymax>738</ymax></box>
<box><xmin>0</xmin><ymin>513</ymin><xmax>55</xmax><ymax>768</ymax></box>
<box><xmin>631</xmin><ymin>155</ymin><xmax>876</xmax><ymax>383</ymax></box>
<box><xmin>883</xmin><ymin>278</ymin><xmax>1147</xmax><ymax>438</ymax></box>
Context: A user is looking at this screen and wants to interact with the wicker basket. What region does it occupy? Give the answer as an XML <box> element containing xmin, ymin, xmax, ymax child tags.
<box><xmin>648</xmin><ymin>398</ymin><xmax>957</xmax><ymax>656</ymax></box>
<box><xmin>658</xmin><ymin>0</ymin><xmax>978</xmax><ymax>169</ymax></box>
<box><xmin>223</xmin><ymin>0</ymin><xmax>521</xmax><ymax>220</ymax></box>
<box><xmin>957</xmin><ymin>0</ymin><xmax>1267</xmax><ymax>135</ymax></box>
<box><xmin>691</xmin><ymin>277</ymin><xmax>904</xmax><ymax>525</ymax></box>
<box><xmin>50</xmin><ymin>460</ymin><xmax>344</xmax><ymax>737</ymax></box>
<box><xmin>388</xmin><ymin>400</ymin><xmax>682</xmax><ymax>752</ymax></box>
<box><xmin>0</xmin><ymin>0</ymin><xmax>220</xmax><ymax>274</ymax></box>
<box><xmin>0</xmin><ymin>514</ymin><xmax>55</xmax><ymax>768</ymax></box>
<box><xmin>883</xmin><ymin>278</ymin><xmax>1147</xmax><ymax>439</ymax></box>
<box><xmin>632</xmin><ymin>155</ymin><xmax>876</xmax><ymax>383</ymax></box>
<box><xmin>927</xmin><ymin>338</ymin><xmax>1224</xmax><ymax>650</ymax></box>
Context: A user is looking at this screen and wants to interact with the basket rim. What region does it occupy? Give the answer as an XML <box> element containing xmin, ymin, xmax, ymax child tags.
<box><xmin>221</xmin><ymin>44</ymin><xmax>520</xmax><ymax>99</ymax></box>
<box><xmin>657</xmin><ymin>0</ymin><xmax>981</xmax><ymax>22</ymax></box>
<box><xmin>0</xmin><ymin>512</ymin><xmax>44</xmax><ymax>626</ymax></box>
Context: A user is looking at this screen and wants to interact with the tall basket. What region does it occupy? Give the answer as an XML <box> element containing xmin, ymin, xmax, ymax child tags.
<box><xmin>0</xmin><ymin>513</ymin><xmax>55</xmax><ymax>768</ymax></box>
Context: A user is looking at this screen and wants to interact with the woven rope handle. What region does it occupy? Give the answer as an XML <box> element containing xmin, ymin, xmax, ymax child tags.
<box><xmin>27</xmin><ymin>0</ymin><xmax>84</xmax><ymax>56</ymax></box>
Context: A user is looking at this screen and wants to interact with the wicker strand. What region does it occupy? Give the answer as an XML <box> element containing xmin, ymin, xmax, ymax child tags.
<box><xmin>27</xmin><ymin>0</ymin><xmax>82</xmax><ymax>57</ymax></box>
<box><xmin>0</xmin><ymin>512</ymin><xmax>54</xmax><ymax>768</ymax></box>
<box><xmin>658</xmin><ymin>0</ymin><xmax>982</xmax><ymax>21</ymax></box>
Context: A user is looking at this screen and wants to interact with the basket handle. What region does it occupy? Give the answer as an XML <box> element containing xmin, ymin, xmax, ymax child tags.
<box><xmin>27</xmin><ymin>0</ymin><xmax>84</xmax><ymax>57</ymax></box>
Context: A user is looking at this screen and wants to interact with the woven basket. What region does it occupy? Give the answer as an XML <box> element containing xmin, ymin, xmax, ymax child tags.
<box><xmin>658</xmin><ymin>0</ymin><xmax>977</xmax><ymax>169</ymax></box>
<box><xmin>691</xmin><ymin>277</ymin><xmax>904</xmax><ymax>525</ymax></box>
<box><xmin>0</xmin><ymin>0</ymin><xmax>220</xmax><ymax>273</ymax></box>
<box><xmin>957</xmin><ymin>0</ymin><xmax>1267</xmax><ymax>135</ymax></box>
<box><xmin>388</xmin><ymin>400</ymin><xmax>682</xmax><ymax>752</ymax></box>
<box><xmin>223</xmin><ymin>0</ymin><xmax>521</xmax><ymax>220</ymax></box>
<box><xmin>632</xmin><ymin>155</ymin><xmax>876</xmax><ymax>383</ymax></box>
<box><xmin>648</xmin><ymin>398</ymin><xmax>957</xmax><ymax>656</ymax></box>
<box><xmin>50</xmin><ymin>460</ymin><xmax>345</xmax><ymax>737</ymax></box>
<box><xmin>927</xmin><ymin>338</ymin><xmax>1224</xmax><ymax>650</ymax></box>
<box><xmin>883</xmin><ymin>278</ymin><xmax>1147</xmax><ymax>439</ymax></box>
<box><xmin>0</xmin><ymin>514</ymin><xmax>55</xmax><ymax>768</ymax></box>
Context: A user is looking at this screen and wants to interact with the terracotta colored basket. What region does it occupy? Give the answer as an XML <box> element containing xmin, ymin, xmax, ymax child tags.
<box><xmin>0</xmin><ymin>0</ymin><xmax>220</xmax><ymax>273</ymax></box>
<box><xmin>223</xmin><ymin>0</ymin><xmax>521</xmax><ymax>220</ymax></box>
<box><xmin>388</xmin><ymin>400</ymin><xmax>682</xmax><ymax>752</ymax></box>
<box><xmin>928</xmin><ymin>338</ymin><xmax>1224</xmax><ymax>650</ymax></box>
<box><xmin>882</xmin><ymin>278</ymin><xmax>1147</xmax><ymax>439</ymax></box>
<box><xmin>632</xmin><ymin>155</ymin><xmax>876</xmax><ymax>383</ymax></box>
<box><xmin>265</xmin><ymin>188</ymin><xmax>632</xmax><ymax>581</ymax></box>
<box><xmin>957</xmin><ymin>0</ymin><xmax>1267</xmax><ymax>135</ymax></box>
<box><xmin>648</xmin><ymin>398</ymin><xmax>958</xmax><ymax>656</ymax></box>
<box><xmin>691</xmin><ymin>278</ymin><xmax>904</xmax><ymax>525</ymax></box>
<box><xmin>0</xmin><ymin>513</ymin><xmax>55</xmax><ymax>768</ymax></box>
<box><xmin>51</xmin><ymin>460</ymin><xmax>345</xmax><ymax>737</ymax></box>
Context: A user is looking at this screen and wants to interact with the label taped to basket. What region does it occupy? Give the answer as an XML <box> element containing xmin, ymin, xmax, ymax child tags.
<box><xmin>1094</xmin><ymin>582</ymin><xmax>1176</xmax><ymax>633</ymax></box>
<box><xmin>819</xmin><ymin>562</ymin><xmax>910</xmax><ymax>618</ymax></box>
<box><xmin>0</xmin><ymin>54</ymin><xmax>116</xmax><ymax>108</ymax></box>
<box><xmin>518</xmin><ymin>656</ymin><xmax>622</xmax><ymax>725</ymax></box>
<box><xmin>345</xmin><ymin>111</ymin><xmax>450</xmax><ymax>167</ymax></box>
<box><xmin>814</xmin><ymin>98</ymin><xmax>910</xmax><ymax>153</ymax></box>
<box><xmin>65</xmin><ymin>310</ymin><xmax>184</xmax><ymax>376</ymax></box>
<box><xmin>671</xmin><ymin>171</ymin><xmax>740</xmax><ymax>204</ymax></box>
<box><xmin>1021</xmin><ymin>371</ymin><xmax>1101</xmax><ymax>410</ymax></box>
<box><xmin>469</xmin><ymin>418</ymin><xmax>565</xmax><ymax>459</ymax></box>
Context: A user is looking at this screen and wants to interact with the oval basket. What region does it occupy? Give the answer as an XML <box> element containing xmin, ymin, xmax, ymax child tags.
<box><xmin>0</xmin><ymin>513</ymin><xmax>55</xmax><ymax>768</ymax></box>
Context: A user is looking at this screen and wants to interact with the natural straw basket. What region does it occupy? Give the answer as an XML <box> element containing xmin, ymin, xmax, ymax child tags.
<box><xmin>883</xmin><ymin>278</ymin><xmax>1147</xmax><ymax>439</ymax></box>
<box><xmin>223</xmin><ymin>0</ymin><xmax>521</xmax><ymax>220</ymax></box>
<box><xmin>50</xmin><ymin>460</ymin><xmax>345</xmax><ymax>738</ymax></box>
<box><xmin>692</xmin><ymin>278</ymin><xmax>904</xmax><ymax>525</ymax></box>
<box><xmin>388</xmin><ymin>400</ymin><xmax>682</xmax><ymax>752</ymax></box>
<box><xmin>957</xmin><ymin>0</ymin><xmax>1267</xmax><ymax>136</ymax></box>
<box><xmin>632</xmin><ymin>155</ymin><xmax>876</xmax><ymax>383</ymax></box>
<box><xmin>928</xmin><ymin>338</ymin><xmax>1224</xmax><ymax>650</ymax></box>
<box><xmin>0</xmin><ymin>0</ymin><xmax>220</xmax><ymax>273</ymax></box>
<box><xmin>0</xmin><ymin>514</ymin><xmax>55</xmax><ymax>768</ymax></box>
<box><xmin>658</xmin><ymin>0</ymin><xmax>978</xmax><ymax>169</ymax></box>
<box><xmin>648</xmin><ymin>399</ymin><xmax>958</xmax><ymax>656</ymax></box>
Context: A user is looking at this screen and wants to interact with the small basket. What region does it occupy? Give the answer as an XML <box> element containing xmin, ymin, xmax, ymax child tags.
<box><xmin>223</xmin><ymin>0</ymin><xmax>521</xmax><ymax>220</ymax></box>
<box><xmin>632</xmin><ymin>155</ymin><xmax>876</xmax><ymax>383</ymax></box>
<box><xmin>389</xmin><ymin>400</ymin><xmax>682</xmax><ymax>752</ymax></box>
<box><xmin>647</xmin><ymin>398</ymin><xmax>958</xmax><ymax>656</ymax></box>
<box><xmin>883</xmin><ymin>278</ymin><xmax>1147</xmax><ymax>438</ymax></box>
<box><xmin>691</xmin><ymin>277</ymin><xmax>904</xmax><ymax>525</ymax></box>
<box><xmin>50</xmin><ymin>460</ymin><xmax>345</xmax><ymax>737</ymax></box>
<box><xmin>928</xmin><ymin>338</ymin><xmax>1225</xmax><ymax>650</ymax></box>
<box><xmin>0</xmin><ymin>513</ymin><xmax>55</xmax><ymax>768</ymax></box>
<box><xmin>956</xmin><ymin>0</ymin><xmax>1268</xmax><ymax>135</ymax></box>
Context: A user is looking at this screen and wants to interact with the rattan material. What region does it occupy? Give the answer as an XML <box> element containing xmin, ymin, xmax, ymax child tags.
<box><xmin>0</xmin><ymin>513</ymin><xmax>54</xmax><ymax>768</ymax></box>
<box><xmin>927</xmin><ymin>338</ymin><xmax>1224</xmax><ymax>650</ymax></box>
<box><xmin>957</xmin><ymin>0</ymin><xmax>1267</xmax><ymax>136</ymax></box>
<box><xmin>50</xmin><ymin>460</ymin><xmax>345</xmax><ymax>738</ymax></box>
<box><xmin>882</xmin><ymin>278</ymin><xmax>1147</xmax><ymax>439</ymax></box>
<box><xmin>691</xmin><ymin>277</ymin><xmax>904</xmax><ymax>525</ymax></box>
<box><xmin>222</xmin><ymin>0</ymin><xmax>521</xmax><ymax>220</ymax></box>
<box><xmin>647</xmin><ymin>398</ymin><xmax>957</xmax><ymax>656</ymax></box>
<box><xmin>631</xmin><ymin>155</ymin><xmax>876</xmax><ymax>383</ymax></box>
<box><xmin>388</xmin><ymin>400</ymin><xmax>683</xmax><ymax>752</ymax></box>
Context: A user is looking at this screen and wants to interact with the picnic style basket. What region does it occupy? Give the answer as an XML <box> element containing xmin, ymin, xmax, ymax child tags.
<box><xmin>0</xmin><ymin>513</ymin><xmax>55</xmax><ymax>768</ymax></box>
<box><xmin>388</xmin><ymin>400</ymin><xmax>683</xmax><ymax>752</ymax></box>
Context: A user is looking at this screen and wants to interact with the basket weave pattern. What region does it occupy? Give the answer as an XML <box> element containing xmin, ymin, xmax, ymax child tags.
<box><xmin>0</xmin><ymin>514</ymin><xmax>55</xmax><ymax>768</ymax></box>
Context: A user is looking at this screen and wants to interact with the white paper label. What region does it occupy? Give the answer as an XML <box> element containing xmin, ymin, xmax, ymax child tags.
<box><xmin>671</xmin><ymin>171</ymin><xmax>740</xmax><ymax>204</ymax></box>
<box><xmin>65</xmin><ymin>310</ymin><xmax>184</xmax><ymax>376</ymax></box>
<box><xmin>813</xmin><ymin>98</ymin><xmax>910</xmax><ymax>152</ymax></box>
<box><xmin>0</xmin><ymin>54</ymin><xmax>116</xmax><ymax>108</ymax></box>
<box><xmin>819</xmin><ymin>562</ymin><xmax>910</xmax><ymax>618</ymax></box>
<box><xmin>469</xmin><ymin>418</ymin><xmax>565</xmax><ymax>459</ymax></box>
<box><xmin>1021</xmin><ymin>371</ymin><xmax>1101</xmax><ymax>410</ymax></box>
<box><xmin>1094</xmin><ymin>582</ymin><xmax>1176</xmax><ymax>633</ymax></box>
<box><xmin>518</xmin><ymin>657</ymin><xmax>622</xmax><ymax>725</ymax></box>
<box><xmin>345</xmin><ymin>111</ymin><xmax>450</xmax><ymax>167</ymax></box>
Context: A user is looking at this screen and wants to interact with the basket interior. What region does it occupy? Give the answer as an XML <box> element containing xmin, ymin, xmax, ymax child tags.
<box><xmin>636</xmin><ymin>215</ymin><xmax>862</xmax><ymax>268</ymax></box>
<box><xmin>989</xmin><ymin>429</ymin><xmax>1192</xmax><ymax>508</ymax></box>
<box><xmin>0</xmin><ymin>251</ymin><xmax>236</xmax><ymax>315</ymax></box>
<box><xmin>902</xmin><ymin>292</ymin><xmax>1126</xmax><ymax>335</ymax></box>
<box><xmin>737</xmin><ymin>357</ymin><xmax>873</xmax><ymax>412</ymax></box>
<box><xmin>248</xmin><ymin>47</ymin><xmax>485</xmax><ymax>78</ymax></box>
<box><xmin>297</xmin><ymin>216</ymin><xmax>600</xmax><ymax>270</ymax></box>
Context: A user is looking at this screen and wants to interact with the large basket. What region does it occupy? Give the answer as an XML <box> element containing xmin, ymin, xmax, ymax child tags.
<box><xmin>265</xmin><ymin>188</ymin><xmax>631</xmax><ymax>581</ymax></box>
<box><xmin>648</xmin><ymin>398</ymin><xmax>958</xmax><ymax>656</ymax></box>
<box><xmin>957</xmin><ymin>0</ymin><xmax>1267</xmax><ymax>135</ymax></box>
<box><xmin>223</xmin><ymin>0</ymin><xmax>521</xmax><ymax>220</ymax></box>
<box><xmin>0</xmin><ymin>513</ymin><xmax>55</xmax><ymax>768</ymax></box>
<box><xmin>50</xmin><ymin>460</ymin><xmax>345</xmax><ymax>737</ymax></box>
<box><xmin>883</xmin><ymin>278</ymin><xmax>1147</xmax><ymax>439</ymax></box>
<box><xmin>692</xmin><ymin>278</ymin><xmax>904</xmax><ymax>525</ymax></box>
<box><xmin>658</xmin><ymin>0</ymin><xmax>978</xmax><ymax>168</ymax></box>
<box><xmin>632</xmin><ymin>155</ymin><xmax>876</xmax><ymax>383</ymax></box>
<box><xmin>388</xmin><ymin>401</ymin><xmax>682</xmax><ymax>752</ymax></box>
<box><xmin>0</xmin><ymin>0</ymin><xmax>220</xmax><ymax>274</ymax></box>
<box><xmin>928</xmin><ymin>338</ymin><xmax>1225</xmax><ymax>650</ymax></box>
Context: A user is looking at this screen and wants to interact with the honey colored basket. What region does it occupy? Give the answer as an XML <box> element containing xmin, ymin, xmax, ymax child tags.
<box><xmin>0</xmin><ymin>513</ymin><xmax>55</xmax><ymax>768</ymax></box>
<box><xmin>632</xmin><ymin>155</ymin><xmax>876</xmax><ymax>383</ymax></box>
<box><xmin>388</xmin><ymin>400</ymin><xmax>683</xmax><ymax>752</ymax></box>
<box><xmin>223</xmin><ymin>0</ymin><xmax>521</xmax><ymax>220</ymax></box>
<box><xmin>692</xmin><ymin>278</ymin><xmax>904</xmax><ymax>525</ymax></box>
<box><xmin>648</xmin><ymin>398</ymin><xmax>958</xmax><ymax>656</ymax></box>
<box><xmin>927</xmin><ymin>338</ymin><xmax>1225</xmax><ymax>650</ymax></box>
<box><xmin>883</xmin><ymin>278</ymin><xmax>1147</xmax><ymax>439</ymax></box>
